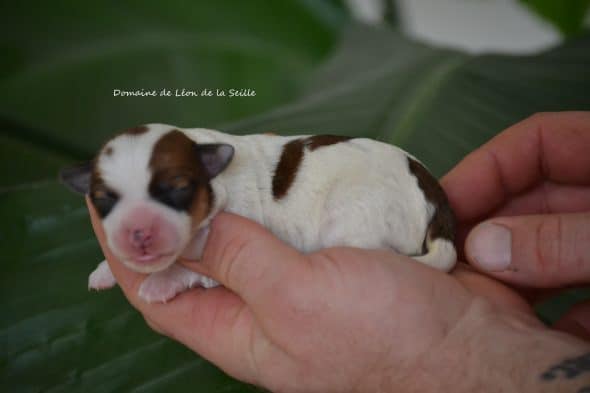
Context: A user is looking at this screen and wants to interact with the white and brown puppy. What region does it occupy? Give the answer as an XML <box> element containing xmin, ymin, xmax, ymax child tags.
<box><xmin>60</xmin><ymin>124</ymin><xmax>456</xmax><ymax>303</ymax></box>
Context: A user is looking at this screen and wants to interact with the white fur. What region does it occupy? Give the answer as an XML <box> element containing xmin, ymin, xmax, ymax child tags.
<box><xmin>139</xmin><ymin>264</ymin><xmax>217</xmax><ymax>303</ymax></box>
<box><xmin>90</xmin><ymin>124</ymin><xmax>456</xmax><ymax>303</ymax></box>
<box><xmin>88</xmin><ymin>260</ymin><xmax>117</xmax><ymax>290</ymax></box>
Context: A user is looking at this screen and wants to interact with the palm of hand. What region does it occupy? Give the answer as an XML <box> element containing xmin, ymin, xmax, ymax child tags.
<box><xmin>242</xmin><ymin>249</ymin><xmax>531</xmax><ymax>392</ymax></box>
<box><xmin>89</xmin><ymin>200</ymin><xmax>529</xmax><ymax>392</ymax></box>
<box><xmin>231</xmin><ymin>252</ymin><xmax>535</xmax><ymax>392</ymax></box>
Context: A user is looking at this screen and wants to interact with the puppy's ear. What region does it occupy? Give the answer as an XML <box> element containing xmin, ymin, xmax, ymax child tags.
<box><xmin>59</xmin><ymin>162</ymin><xmax>93</xmax><ymax>195</ymax></box>
<box><xmin>194</xmin><ymin>143</ymin><xmax>234</xmax><ymax>179</ymax></box>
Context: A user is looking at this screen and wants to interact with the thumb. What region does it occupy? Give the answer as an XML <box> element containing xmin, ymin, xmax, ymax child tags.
<box><xmin>554</xmin><ymin>301</ymin><xmax>590</xmax><ymax>341</ymax></box>
<box><xmin>184</xmin><ymin>212</ymin><xmax>309</xmax><ymax>306</ymax></box>
<box><xmin>465</xmin><ymin>212</ymin><xmax>590</xmax><ymax>287</ymax></box>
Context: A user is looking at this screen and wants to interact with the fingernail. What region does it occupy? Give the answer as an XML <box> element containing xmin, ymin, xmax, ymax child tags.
<box><xmin>468</xmin><ymin>222</ymin><xmax>512</xmax><ymax>271</ymax></box>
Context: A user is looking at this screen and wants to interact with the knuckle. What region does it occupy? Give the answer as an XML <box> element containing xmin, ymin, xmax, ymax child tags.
<box><xmin>569</xmin><ymin>214</ymin><xmax>590</xmax><ymax>271</ymax></box>
<box><xmin>216</xmin><ymin>234</ymin><xmax>251</xmax><ymax>287</ymax></box>
<box><xmin>533</xmin><ymin>215</ymin><xmax>563</xmax><ymax>277</ymax></box>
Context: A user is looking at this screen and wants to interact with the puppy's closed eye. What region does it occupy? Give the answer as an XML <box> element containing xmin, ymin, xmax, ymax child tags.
<box><xmin>150</xmin><ymin>176</ymin><xmax>196</xmax><ymax>211</ymax></box>
<box><xmin>92</xmin><ymin>189</ymin><xmax>119</xmax><ymax>217</ymax></box>
<box><xmin>170</xmin><ymin>176</ymin><xmax>190</xmax><ymax>190</ymax></box>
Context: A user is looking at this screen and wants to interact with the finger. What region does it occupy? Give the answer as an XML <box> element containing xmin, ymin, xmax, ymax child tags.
<box><xmin>182</xmin><ymin>212</ymin><xmax>309</xmax><ymax>310</ymax></box>
<box><xmin>86</xmin><ymin>197</ymin><xmax>259</xmax><ymax>381</ymax></box>
<box><xmin>465</xmin><ymin>212</ymin><xmax>590</xmax><ymax>287</ymax></box>
<box><xmin>554</xmin><ymin>301</ymin><xmax>590</xmax><ymax>341</ymax></box>
<box><xmin>492</xmin><ymin>182</ymin><xmax>590</xmax><ymax>217</ymax></box>
<box><xmin>452</xmin><ymin>182</ymin><xmax>590</xmax><ymax>258</ymax></box>
<box><xmin>144</xmin><ymin>316</ymin><xmax>166</xmax><ymax>335</ymax></box>
<box><xmin>442</xmin><ymin>112</ymin><xmax>590</xmax><ymax>223</ymax></box>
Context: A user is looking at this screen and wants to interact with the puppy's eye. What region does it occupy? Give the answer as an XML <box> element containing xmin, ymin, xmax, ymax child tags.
<box><xmin>150</xmin><ymin>178</ymin><xmax>196</xmax><ymax>211</ymax></box>
<box><xmin>92</xmin><ymin>189</ymin><xmax>119</xmax><ymax>218</ymax></box>
<box><xmin>171</xmin><ymin>177</ymin><xmax>190</xmax><ymax>190</ymax></box>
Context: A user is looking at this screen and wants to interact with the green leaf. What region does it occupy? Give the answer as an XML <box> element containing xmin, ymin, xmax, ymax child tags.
<box><xmin>0</xmin><ymin>119</ymin><xmax>81</xmax><ymax>189</ymax></box>
<box><xmin>519</xmin><ymin>0</ymin><xmax>590</xmax><ymax>37</ymax></box>
<box><xmin>0</xmin><ymin>0</ymin><xmax>346</xmax><ymax>157</ymax></box>
<box><xmin>2</xmin><ymin>19</ymin><xmax>590</xmax><ymax>393</ymax></box>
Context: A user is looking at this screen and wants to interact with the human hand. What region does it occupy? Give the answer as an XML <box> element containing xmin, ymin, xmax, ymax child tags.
<box><xmin>442</xmin><ymin>111</ymin><xmax>590</xmax><ymax>339</ymax></box>
<box><xmin>88</xmin><ymin>196</ymin><xmax>589</xmax><ymax>392</ymax></box>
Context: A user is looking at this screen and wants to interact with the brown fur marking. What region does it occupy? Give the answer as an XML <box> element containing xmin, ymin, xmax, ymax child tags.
<box><xmin>89</xmin><ymin>159</ymin><xmax>120</xmax><ymax>218</ymax></box>
<box><xmin>149</xmin><ymin>130</ymin><xmax>198</xmax><ymax>172</ymax></box>
<box><xmin>90</xmin><ymin>159</ymin><xmax>107</xmax><ymax>197</ymax></box>
<box><xmin>149</xmin><ymin>130</ymin><xmax>212</xmax><ymax>228</ymax></box>
<box><xmin>305</xmin><ymin>135</ymin><xmax>352</xmax><ymax>151</ymax></box>
<box><xmin>407</xmin><ymin>157</ymin><xmax>455</xmax><ymax>244</ymax></box>
<box><xmin>124</xmin><ymin>125</ymin><xmax>149</xmax><ymax>135</ymax></box>
<box><xmin>272</xmin><ymin>139</ymin><xmax>305</xmax><ymax>200</ymax></box>
<box><xmin>272</xmin><ymin>134</ymin><xmax>353</xmax><ymax>200</ymax></box>
<box><xmin>191</xmin><ymin>183</ymin><xmax>214</xmax><ymax>227</ymax></box>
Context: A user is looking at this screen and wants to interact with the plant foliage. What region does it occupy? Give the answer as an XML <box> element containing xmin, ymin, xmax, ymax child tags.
<box><xmin>1</xmin><ymin>2</ymin><xmax>589</xmax><ymax>392</ymax></box>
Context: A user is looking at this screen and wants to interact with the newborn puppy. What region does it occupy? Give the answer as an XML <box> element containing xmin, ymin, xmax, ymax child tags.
<box><xmin>60</xmin><ymin>124</ymin><xmax>456</xmax><ymax>303</ymax></box>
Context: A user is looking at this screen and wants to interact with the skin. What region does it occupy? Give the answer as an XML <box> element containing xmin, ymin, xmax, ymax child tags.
<box><xmin>88</xmin><ymin>111</ymin><xmax>590</xmax><ymax>392</ymax></box>
<box><xmin>442</xmin><ymin>111</ymin><xmax>590</xmax><ymax>326</ymax></box>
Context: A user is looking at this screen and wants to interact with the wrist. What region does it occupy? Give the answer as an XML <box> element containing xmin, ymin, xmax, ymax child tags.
<box><xmin>407</xmin><ymin>298</ymin><xmax>590</xmax><ymax>393</ymax></box>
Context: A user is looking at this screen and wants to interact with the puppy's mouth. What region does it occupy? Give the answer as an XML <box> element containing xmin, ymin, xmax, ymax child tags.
<box><xmin>123</xmin><ymin>252</ymin><xmax>177</xmax><ymax>273</ymax></box>
<box><xmin>135</xmin><ymin>253</ymin><xmax>168</xmax><ymax>263</ymax></box>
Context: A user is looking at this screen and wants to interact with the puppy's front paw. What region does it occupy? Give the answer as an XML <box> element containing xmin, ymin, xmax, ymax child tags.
<box><xmin>138</xmin><ymin>274</ymin><xmax>187</xmax><ymax>303</ymax></box>
<box><xmin>88</xmin><ymin>260</ymin><xmax>117</xmax><ymax>290</ymax></box>
<box><xmin>201</xmin><ymin>276</ymin><xmax>219</xmax><ymax>288</ymax></box>
<box><xmin>138</xmin><ymin>264</ymin><xmax>218</xmax><ymax>303</ymax></box>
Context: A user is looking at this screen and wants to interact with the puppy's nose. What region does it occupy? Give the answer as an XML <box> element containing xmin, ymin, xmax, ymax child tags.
<box><xmin>130</xmin><ymin>228</ymin><xmax>153</xmax><ymax>249</ymax></box>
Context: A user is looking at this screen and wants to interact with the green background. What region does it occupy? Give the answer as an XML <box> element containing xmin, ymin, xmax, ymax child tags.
<box><xmin>1</xmin><ymin>1</ymin><xmax>589</xmax><ymax>391</ymax></box>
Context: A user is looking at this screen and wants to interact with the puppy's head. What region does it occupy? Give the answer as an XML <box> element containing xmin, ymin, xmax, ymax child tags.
<box><xmin>60</xmin><ymin>124</ymin><xmax>234</xmax><ymax>273</ymax></box>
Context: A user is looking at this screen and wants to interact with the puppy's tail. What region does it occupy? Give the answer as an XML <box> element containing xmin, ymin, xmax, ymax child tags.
<box><xmin>412</xmin><ymin>198</ymin><xmax>457</xmax><ymax>271</ymax></box>
<box><xmin>413</xmin><ymin>235</ymin><xmax>456</xmax><ymax>272</ymax></box>
<box><xmin>406</xmin><ymin>157</ymin><xmax>457</xmax><ymax>272</ymax></box>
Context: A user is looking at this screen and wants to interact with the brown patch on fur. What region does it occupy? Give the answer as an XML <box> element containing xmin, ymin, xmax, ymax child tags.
<box><xmin>271</xmin><ymin>135</ymin><xmax>353</xmax><ymax>200</ymax></box>
<box><xmin>88</xmin><ymin>160</ymin><xmax>120</xmax><ymax>218</ymax></box>
<box><xmin>407</xmin><ymin>157</ymin><xmax>455</xmax><ymax>245</ymax></box>
<box><xmin>124</xmin><ymin>125</ymin><xmax>149</xmax><ymax>135</ymax></box>
<box><xmin>305</xmin><ymin>135</ymin><xmax>352</xmax><ymax>151</ymax></box>
<box><xmin>89</xmin><ymin>161</ymin><xmax>106</xmax><ymax>197</ymax></box>
<box><xmin>104</xmin><ymin>146</ymin><xmax>113</xmax><ymax>156</ymax></box>
<box><xmin>149</xmin><ymin>130</ymin><xmax>212</xmax><ymax>227</ymax></box>
<box><xmin>272</xmin><ymin>139</ymin><xmax>305</xmax><ymax>200</ymax></box>
<box><xmin>190</xmin><ymin>184</ymin><xmax>214</xmax><ymax>229</ymax></box>
<box><xmin>150</xmin><ymin>130</ymin><xmax>195</xmax><ymax>168</ymax></box>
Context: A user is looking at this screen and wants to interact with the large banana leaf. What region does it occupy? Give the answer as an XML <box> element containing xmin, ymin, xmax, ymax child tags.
<box><xmin>2</xmin><ymin>14</ymin><xmax>590</xmax><ymax>393</ymax></box>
